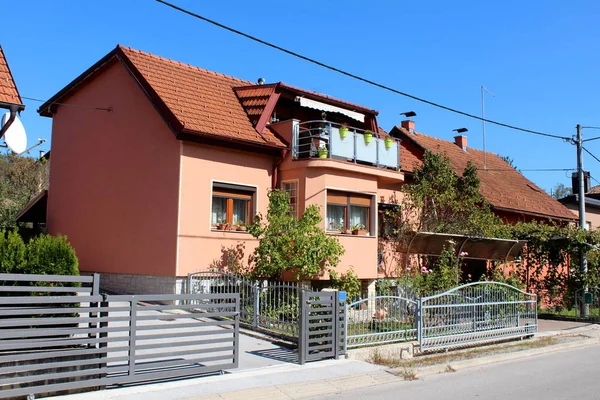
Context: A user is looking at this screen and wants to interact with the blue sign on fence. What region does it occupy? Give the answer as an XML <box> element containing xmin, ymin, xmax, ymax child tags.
<box><xmin>339</xmin><ymin>291</ymin><xmax>347</xmax><ymax>302</ymax></box>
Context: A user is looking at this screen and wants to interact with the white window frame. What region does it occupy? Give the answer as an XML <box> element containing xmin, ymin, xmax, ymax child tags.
<box><xmin>281</xmin><ymin>180</ymin><xmax>299</xmax><ymax>218</ymax></box>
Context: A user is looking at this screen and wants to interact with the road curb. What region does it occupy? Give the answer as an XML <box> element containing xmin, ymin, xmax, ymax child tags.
<box><xmin>403</xmin><ymin>336</ymin><xmax>600</xmax><ymax>378</ymax></box>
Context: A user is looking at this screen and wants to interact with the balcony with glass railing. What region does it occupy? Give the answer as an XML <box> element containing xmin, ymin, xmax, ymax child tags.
<box><xmin>291</xmin><ymin>120</ymin><xmax>400</xmax><ymax>170</ymax></box>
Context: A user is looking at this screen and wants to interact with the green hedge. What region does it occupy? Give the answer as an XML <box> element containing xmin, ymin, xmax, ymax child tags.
<box><xmin>0</xmin><ymin>229</ymin><xmax>79</xmax><ymax>277</ymax></box>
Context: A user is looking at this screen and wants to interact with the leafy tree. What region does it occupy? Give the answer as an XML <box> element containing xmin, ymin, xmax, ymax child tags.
<box><xmin>329</xmin><ymin>268</ymin><xmax>361</xmax><ymax>300</ymax></box>
<box><xmin>0</xmin><ymin>154</ymin><xmax>49</xmax><ymax>228</ymax></box>
<box><xmin>549</xmin><ymin>183</ymin><xmax>572</xmax><ymax>199</ymax></box>
<box><xmin>248</xmin><ymin>189</ymin><xmax>344</xmax><ymax>280</ymax></box>
<box><xmin>392</xmin><ymin>151</ymin><xmax>502</xmax><ymax>240</ymax></box>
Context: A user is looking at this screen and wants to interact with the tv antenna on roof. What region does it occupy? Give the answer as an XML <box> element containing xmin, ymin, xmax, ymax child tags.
<box><xmin>481</xmin><ymin>85</ymin><xmax>495</xmax><ymax>170</ymax></box>
<box><xmin>1</xmin><ymin>111</ymin><xmax>27</xmax><ymax>154</ymax></box>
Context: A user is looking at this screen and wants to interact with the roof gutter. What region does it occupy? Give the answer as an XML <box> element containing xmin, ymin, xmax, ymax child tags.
<box><xmin>0</xmin><ymin>104</ymin><xmax>20</xmax><ymax>141</ymax></box>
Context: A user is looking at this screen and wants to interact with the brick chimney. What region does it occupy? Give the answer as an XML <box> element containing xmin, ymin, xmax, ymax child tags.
<box><xmin>454</xmin><ymin>135</ymin><xmax>467</xmax><ymax>151</ymax></box>
<box><xmin>401</xmin><ymin>120</ymin><xmax>415</xmax><ymax>133</ymax></box>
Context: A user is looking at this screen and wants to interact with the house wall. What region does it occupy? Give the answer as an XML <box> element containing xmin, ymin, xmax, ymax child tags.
<box><xmin>563</xmin><ymin>203</ymin><xmax>600</xmax><ymax>229</ymax></box>
<box><xmin>304</xmin><ymin>167</ymin><xmax>379</xmax><ymax>279</ymax></box>
<box><xmin>177</xmin><ymin>142</ymin><xmax>274</xmax><ymax>276</ymax></box>
<box><xmin>47</xmin><ymin>60</ymin><xmax>181</xmax><ymax>278</ymax></box>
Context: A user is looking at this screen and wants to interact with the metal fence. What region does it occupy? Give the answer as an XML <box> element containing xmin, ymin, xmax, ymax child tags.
<box><xmin>417</xmin><ymin>282</ymin><xmax>537</xmax><ymax>352</ymax></box>
<box><xmin>346</xmin><ymin>296</ymin><xmax>417</xmax><ymax>348</ymax></box>
<box><xmin>0</xmin><ymin>273</ymin><xmax>239</xmax><ymax>399</ymax></box>
<box><xmin>188</xmin><ymin>271</ymin><xmax>310</xmax><ymax>340</ymax></box>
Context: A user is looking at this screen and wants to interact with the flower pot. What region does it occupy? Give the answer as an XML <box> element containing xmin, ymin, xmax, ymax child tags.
<box><xmin>226</xmin><ymin>225</ymin><xmax>236</xmax><ymax>231</ymax></box>
<box><xmin>352</xmin><ymin>229</ymin><xmax>367</xmax><ymax>236</ymax></box>
<box><xmin>318</xmin><ymin>149</ymin><xmax>328</xmax><ymax>158</ymax></box>
<box><xmin>237</xmin><ymin>226</ymin><xmax>247</xmax><ymax>232</ymax></box>
<box><xmin>339</xmin><ymin>126</ymin><xmax>349</xmax><ymax>139</ymax></box>
<box><xmin>217</xmin><ymin>224</ymin><xmax>227</xmax><ymax>230</ymax></box>
<box><xmin>363</xmin><ymin>131</ymin><xmax>373</xmax><ymax>145</ymax></box>
<box><xmin>384</xmin><ymin>137</ymin><xmax>393</xmax><ymax>149</ymax></box>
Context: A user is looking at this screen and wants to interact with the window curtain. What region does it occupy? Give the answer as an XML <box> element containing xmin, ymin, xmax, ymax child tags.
<box><xmin>327</xmin><ymin>204</ymin><xmax>345</xmax><ymax>230</ymax></box>
<box><xmin>232</xmin><ymin>199</ymin><xmax>248</xmax><ymax>224</ymax></box>
<box><xmin>212</xmin><ymin>197</ymin><xmax>227</xmax><ymax>224</ymax></box>
<box><xmin>350</xmin><ymin>205</ymin><xmax>368</xmax><ymax>228</ymax></box>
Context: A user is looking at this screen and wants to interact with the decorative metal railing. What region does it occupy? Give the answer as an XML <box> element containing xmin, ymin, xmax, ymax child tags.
<box><xmin>188</xmin><ymin>271</ymin><xmax>312</xmax><ymax>341</ymax></box>
<box><xmin>346</xmin><ymin>295</ymin><xmax>417</xmax><ymax>348</ymax></box>
<box><xmin>292</xmin><ymin>120</ymin><xmax>400</xmax><ymax>170</ymax></box>
<box><xmin>417</xmin><ymin>282</ymin><xmax>537</xmax><ymax>352</ymax></box>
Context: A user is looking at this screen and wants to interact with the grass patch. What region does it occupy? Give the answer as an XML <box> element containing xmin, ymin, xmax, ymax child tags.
<box><xmin>368</xmin><ymin>348</ymin><xmax>402</xmax><ymax>367</ymax></box>
<box><xmin>444</xmin><ymin>365</ymin><xmax>456</xmax><ymax>373</ymax></box>
<box><xmin>395</xmin><ymin>367</ymin><xmax>419</xmax><ymax>381</ymax></box>
<box><xmin>367</xmin><ymin>336</ymin><xmax>573</xmax><ymax>369</ymax></box>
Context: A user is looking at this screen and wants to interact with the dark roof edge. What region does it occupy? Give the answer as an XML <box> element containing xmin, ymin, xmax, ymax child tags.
<box><xmin>493</xmin><ymin>205</ymin><xmax>576</xmax><ymax>221</ymax></box>
<box><xmin>38</xmin><ymin>46</ymin><xmax>120</xmax><ymax>117</ymax></box>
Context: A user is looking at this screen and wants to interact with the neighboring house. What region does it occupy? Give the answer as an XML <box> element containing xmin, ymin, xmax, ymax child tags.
<box><xmin>389</xmin><ymin>121</ymin><xmax>577</xmax><ymax>280</ymax></box>
<box><xmin>558</xmin><ymin>185</ymin><xmax>600</xmax><ymax>230</ymax></box>
<box><xmin>38</xmin><ymin>45</ymin><xmax>404</xmax><ymax>295</ymax></box>
<box><xmin>0</xmin><ymin>44</ymin><xmax>25</xmax><ymax>135</ymax></box>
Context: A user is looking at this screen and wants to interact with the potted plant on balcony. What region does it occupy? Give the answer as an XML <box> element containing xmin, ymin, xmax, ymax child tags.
<box><xmin>318</xmin><ymin>145</ymin><xmax>328</xmax><ymax>158</ymax></box>
<box><xmin>236</xmin><ymin>221</ymin><xmax>247</xmax><ymax>232</ymax></box>
<box><xmin>363</xmin><ymin>130</ymin><xmax>373</xmax><ymax>145</ymax></box>
<box><xmin>384</xmin><ymin>136</ymin><xmax>394</xmax><ymax>149</ymax></box>
<box><xmin>339</xmin><ymin>124</ymin><xmax>349</xmax><ymax>139</ymax></box>
<box><xmin>351</xmin><ymin>224</ymin><xmax>367</xmax><ymax>236</ymax></box>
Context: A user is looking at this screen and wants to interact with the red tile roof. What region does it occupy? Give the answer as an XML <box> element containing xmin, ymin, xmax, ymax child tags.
<box><xmin>234</xmin><ymin>85</ymin><xmax>275</xmax><ymax>125</ymax></box>
<box><xmin>0</xmin><ymin>45</ymin><xmax>24</xmax><ymax>108</ymax></box>
<box><xmin>39</xmin><ymin>45</ymin><xmax>285</xmax><ymax>149</ymax></box>
<box><xmin>118</xmin><ymin>46</ymin><xmax>285</xmax><ymax>147</ymax></box>
<box><xmin>393</xmin><ymin>126</ymin><xmax>576</xmax><ymax>221</ymax></box>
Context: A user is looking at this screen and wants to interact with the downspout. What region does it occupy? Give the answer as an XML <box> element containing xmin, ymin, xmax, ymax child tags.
<box><xmin>0</xmin><ymin>105</ymin><xmax>18</xmax><ymax>141</ymax></box>
<box><xmin>272</xmin><ymin>149</ymin><xmax>289</xmax><ymax>188</ymax></box>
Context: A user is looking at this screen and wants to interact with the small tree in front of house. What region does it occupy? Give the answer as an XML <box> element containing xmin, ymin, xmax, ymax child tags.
<box><xmin>248</xmin><ymin>189</ymin><xmax>344</xmax><ymax>280</ymax></box>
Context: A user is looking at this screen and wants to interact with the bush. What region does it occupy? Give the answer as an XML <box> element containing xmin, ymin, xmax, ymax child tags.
<box><xmin>23</xmin><ymin>234</ymin><xmax>79</xmax><ymax>277</ymax></box>
<box><xmin>0</xmin><ymin>230</ymin><xmax>79</xmax><ymax>277</ymax></box>
<box><xmin>0</xmin><ymin>229</ymin><xmax>26</xmax><ymax>274</ymax></box>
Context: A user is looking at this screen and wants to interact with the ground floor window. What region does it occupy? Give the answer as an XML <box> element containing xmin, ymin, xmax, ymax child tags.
<box><xmin>211</xmin><ymin>183</ymin><xmax>255</xmax><ymax>227</ymax></box>
<box><xmin>326</xmin><ymin>190</ymin><xmax>372</xmax><ymax>232</ymax></box>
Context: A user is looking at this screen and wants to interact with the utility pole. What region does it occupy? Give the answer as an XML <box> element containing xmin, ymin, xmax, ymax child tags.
<box><xmin>575</xmin><ymin>124</ymin><xmax>589</xmax><ymax>317</ymax></box>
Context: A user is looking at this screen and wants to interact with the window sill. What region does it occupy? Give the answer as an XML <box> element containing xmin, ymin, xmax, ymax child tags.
<box><xmin>211</xmin><ymin>229</ymin><xmax>251</xmax><ymax>234</ymax></box>
<box><xmin>326</xmin><ymin>231</ymin><xmax>376</xmax><ymax>238</ymax></box>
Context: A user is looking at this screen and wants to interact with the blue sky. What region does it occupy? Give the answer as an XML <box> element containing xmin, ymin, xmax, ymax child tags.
<box><xmin>2</xmin><ymin>0</ymin><xmax>600</xmax><ymax>192</ymax></box>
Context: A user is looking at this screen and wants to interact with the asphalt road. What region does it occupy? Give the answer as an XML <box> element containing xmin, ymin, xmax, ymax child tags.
<box><xmin>311</xmin><ymin>344</ymin><xmax>600</xmax><ymax>400</ymax></box>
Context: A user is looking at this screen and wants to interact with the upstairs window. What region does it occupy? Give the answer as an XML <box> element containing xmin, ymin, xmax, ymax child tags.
<box><xmin>211</xmin><ymin>183</ymin><xmax>256</xmax><ymax>227</ymax></box>
<box><xmin>326</xmin><ymin>190</ymin><xmax>372</xmax><ymax>232</ymax></box>
<box><xmin>378</xmin><ymin>203</ymin><xmax>401</xmax><ymax>238</ymax></box>
<box><xmin>281</xmin><ymin>180</ymin><xmax>299</xmax><ymax>217</ymax></box>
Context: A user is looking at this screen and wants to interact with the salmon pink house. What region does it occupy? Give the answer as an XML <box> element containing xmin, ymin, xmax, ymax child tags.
<box><xmin>39</xmin><ymin>45</ymin><xmax>405</xmax><ymax>294</ymax></box>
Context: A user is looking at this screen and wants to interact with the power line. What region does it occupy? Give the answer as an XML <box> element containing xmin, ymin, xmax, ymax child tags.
<box><xmin>582</xmin><ymin>147</ymin><xmax>600</xmax><ymax>165</ymax></box>
<box><xmin>21</xmin><ymin>96</ymin><xmax>112</xmax><ymax>112</ymax></box>
<box><xmin>156</xmin><ymin>0</ymin><xmax>571</xmax><ymax>141</ymax></box>
<box><xmin>481</xmin><ymin>168</ymin><xmax>575</xmax><ymax>172</ymax></box>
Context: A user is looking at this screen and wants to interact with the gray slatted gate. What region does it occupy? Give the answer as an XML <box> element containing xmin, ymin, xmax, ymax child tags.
<box><xmin>0</xmin><ymin>273</ymin><xmax>240</xmax><ymax>399</ymax></box>
<box><xmin>298</xmin><ymin>291</ymin><xmax>345</xmax><ymax>364</ymax></box>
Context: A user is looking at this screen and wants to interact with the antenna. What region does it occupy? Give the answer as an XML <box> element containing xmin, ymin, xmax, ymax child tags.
<box><xmin>481</xmin><ymin>86</ymin><xmax>495</xmax><ymax>170</ymax></box>
<box><xmin>1</xmin><ymin>112</ymin><xmax>27</xmax><ymax>154</ymax></box>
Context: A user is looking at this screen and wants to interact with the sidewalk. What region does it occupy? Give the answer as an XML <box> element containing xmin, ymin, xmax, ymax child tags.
<box><xmin>53</xmin><ymin>320</ymin><xmax>599</xmax><ymax>400</ymax></box>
